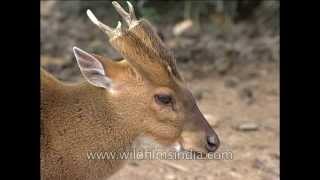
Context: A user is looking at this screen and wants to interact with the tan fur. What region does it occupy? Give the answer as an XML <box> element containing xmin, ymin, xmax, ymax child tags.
<box><xmin>41</xmin><ymin>68</ymin><xmax>136</xmax><ymax>179</ymax></box>
<box><xmin>41</xmin><ymin>70</ymin><xmax>125</xmax><ymax>179</ymax></box>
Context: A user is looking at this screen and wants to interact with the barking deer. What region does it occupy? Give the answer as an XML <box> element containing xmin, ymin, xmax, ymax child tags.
<box><xmin>41</xmin><ymin>1</ymin><xmax>220</xmax><ymax>179</ymax></box>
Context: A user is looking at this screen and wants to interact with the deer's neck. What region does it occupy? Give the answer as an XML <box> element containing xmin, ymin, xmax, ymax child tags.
<box><xmin>42</xmin><ymin>81</ymin><xmax>138</xmax><ymax>157</ymax></box>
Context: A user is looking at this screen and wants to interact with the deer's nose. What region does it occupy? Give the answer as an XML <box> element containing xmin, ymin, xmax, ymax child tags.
<box><xmin>206</xmin><ymin>135</ymin><xmax>220</xmax><ymax>152</ymax></box>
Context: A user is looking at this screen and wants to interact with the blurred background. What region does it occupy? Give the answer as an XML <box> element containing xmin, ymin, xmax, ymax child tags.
<box><xmin>41</xmin><ymin>0</ymin><xmax>279</xmax><ymax>180</ymax></box>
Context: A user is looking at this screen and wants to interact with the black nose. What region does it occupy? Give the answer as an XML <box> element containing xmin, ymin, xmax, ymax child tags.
<box><xmin>206</xmin><ymin>135</ymin><xmax>220</xmax><ymax>152</ymax></box>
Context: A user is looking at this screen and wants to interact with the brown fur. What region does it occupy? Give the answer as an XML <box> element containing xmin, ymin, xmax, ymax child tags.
<box><xmin>125</xmin><ymin>19</ymin><xmax>181</xmax><ymax>80</ymax></box>
<box><xmin>41</xmin><ymin>68</ymin><xmax>135</xmax><ymax>179</ymax></box>
<box><xmin>110</xmin><ymin>19</ymin><xmax>181</xmax><ymax>86</ymax></box>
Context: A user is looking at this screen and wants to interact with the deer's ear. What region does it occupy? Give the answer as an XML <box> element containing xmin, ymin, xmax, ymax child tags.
<box><xmin>73</xmin><ymin>47</ymin><xmax>112</xmax><ymax>89</ymax></box>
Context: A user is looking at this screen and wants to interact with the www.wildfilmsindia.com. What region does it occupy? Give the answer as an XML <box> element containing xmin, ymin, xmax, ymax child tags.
<box><xmin>86</xmin><ymin>149</ymin><xmax>233</xmax><ymax>160</ymax></box>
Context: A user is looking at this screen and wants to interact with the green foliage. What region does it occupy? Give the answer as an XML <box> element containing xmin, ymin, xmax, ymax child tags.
<box><xmin>139</xmin><ymin>5</ymin><xmax>161</xmax><ymax>22</ymax></box>
<box><xmin>130</xmin><ymin>0</ymin><xmax>277</xmax><ymax>26</ymax></box>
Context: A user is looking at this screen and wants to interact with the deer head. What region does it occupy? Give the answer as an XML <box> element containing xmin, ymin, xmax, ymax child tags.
<box><xmin>73</xmin><ymin>1</ymin><xmax>220</xmax><ymax>155</ymax></box>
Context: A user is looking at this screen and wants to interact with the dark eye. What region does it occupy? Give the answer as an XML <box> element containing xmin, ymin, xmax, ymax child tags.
<box><xmin>154</xmin><ymin>94</ymin><xmax>172</xmax><ymax>105</ymax></box>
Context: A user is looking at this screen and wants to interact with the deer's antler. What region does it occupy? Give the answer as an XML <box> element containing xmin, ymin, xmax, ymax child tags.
<box><xmin>87</xmin><ymin>9</ymin><xmax>122</xmax><ymax>39</ymax></box>
<box><xmin>87</xmin><ymin>1</ymin><xmax>182</xmax><ymax>85</ymax></box>
<box><xmin>112</xmin><ymin>1</ymin><xmax>138</xmax><ymax>28</ymax></box>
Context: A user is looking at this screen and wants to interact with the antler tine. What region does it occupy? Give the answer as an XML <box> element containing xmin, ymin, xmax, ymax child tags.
<box><xmin>126</xmin><ymin>1</ymin><xmax>137</xmax><ymax>22</ymax></box>
<box><xmin>112</xmin><ymin>1</ymin><xmax>138</xmax><ymax>28</ymax></box>
<box><xmin>86</xmin><ymin>9</ymin><xmax>122</xmax><ymax>39</ymax></box>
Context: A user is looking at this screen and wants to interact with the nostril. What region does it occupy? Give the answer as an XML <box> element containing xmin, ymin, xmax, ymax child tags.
<box><xmin>206</xmin><ymin>136</ymin><xmax>219</xmax><ymax>152</ymax></box>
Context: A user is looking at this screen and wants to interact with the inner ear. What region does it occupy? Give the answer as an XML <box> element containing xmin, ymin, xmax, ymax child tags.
<box><xmin>73</xmin><ymin>47</ymin><xmax>112</xmax><ymax>89</ymax></box>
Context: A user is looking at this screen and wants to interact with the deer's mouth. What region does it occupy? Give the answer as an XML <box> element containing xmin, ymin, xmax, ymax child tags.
<box><xmin>173</xmin><ymin>141</ymin><xmax>216</xmax><ymax>160</ymax></box>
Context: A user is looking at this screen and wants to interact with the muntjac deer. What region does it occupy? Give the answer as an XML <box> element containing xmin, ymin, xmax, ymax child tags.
<box><xmin>41</xmin><ymin>1</ymin><xmax>220</xmax><ymax>179</ymax></box>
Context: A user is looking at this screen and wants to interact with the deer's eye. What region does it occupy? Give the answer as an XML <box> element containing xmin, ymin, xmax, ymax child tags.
<box><xmin>154</xmin><ymin>94</ymin><xmax>172</xmax><ymax>105</ymax></box>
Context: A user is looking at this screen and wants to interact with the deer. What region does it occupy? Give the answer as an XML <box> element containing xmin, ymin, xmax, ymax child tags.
<box><xmin>41</xmin><ymin>1</ymin><xmax>220</xmax><ymax>179</ymax></box>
